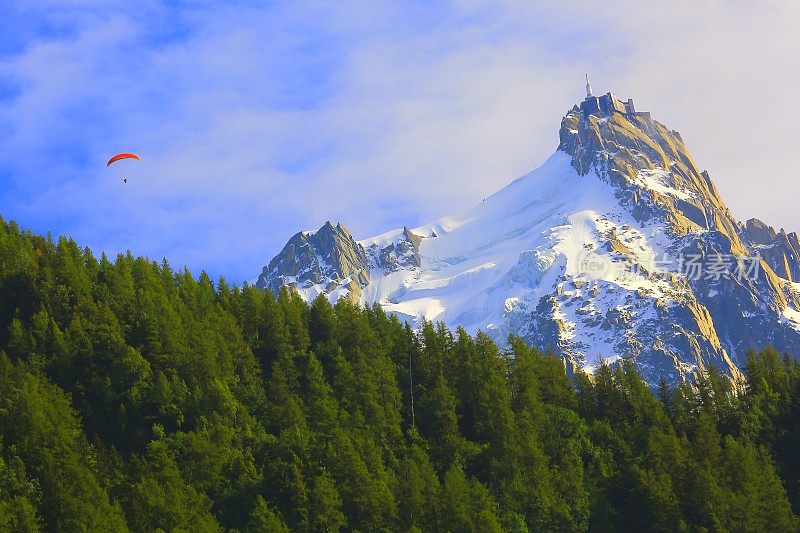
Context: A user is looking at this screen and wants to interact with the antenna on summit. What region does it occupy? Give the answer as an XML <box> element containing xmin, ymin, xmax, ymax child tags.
<box><xmin>585</xmin><ymin>74</ymin><xmax>593</xmax><ymax>98</ymax></box>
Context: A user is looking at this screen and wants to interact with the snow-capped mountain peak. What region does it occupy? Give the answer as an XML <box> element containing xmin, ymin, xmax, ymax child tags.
<box><xmin>257</xmin><ymin>90</ymin><xmax>800</xmax><ymax>385</ymax></box>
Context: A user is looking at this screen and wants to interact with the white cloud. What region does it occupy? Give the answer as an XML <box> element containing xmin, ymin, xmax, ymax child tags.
<box><xmin>1</xmin><ymin>1</ymin><xmax>798</xmax><ymax>282</ymax></box>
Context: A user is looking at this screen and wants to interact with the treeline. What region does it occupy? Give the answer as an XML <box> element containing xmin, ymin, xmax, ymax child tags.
<box><xmin>0</xmin><ymin>215</ymin><xmax>798</xmax><ymax>532</ymax></box>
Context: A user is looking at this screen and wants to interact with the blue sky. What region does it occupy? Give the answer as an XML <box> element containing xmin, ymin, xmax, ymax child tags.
<box><xmin>2</xmin><ymin>1</ymin><xmax>799</xmax><ymax>283</ymax></box>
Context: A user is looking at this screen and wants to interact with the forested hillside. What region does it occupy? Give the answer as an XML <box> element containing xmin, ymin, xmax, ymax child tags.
<box><xmin>0</xmin><ymin>215</ymin><xmax>799</xmax><ymax>532</ymax></box>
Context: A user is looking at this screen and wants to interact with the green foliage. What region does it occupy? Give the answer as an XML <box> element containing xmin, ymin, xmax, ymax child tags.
<box><xmin>0</xmin><ymin>216</ymin><xmax>798</xmax><ymax>531</ymax></box>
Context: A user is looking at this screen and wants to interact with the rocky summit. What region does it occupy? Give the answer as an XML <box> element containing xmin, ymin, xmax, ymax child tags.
<box><xmin>257</xmin><ymin>88</ymin><xmax>800</xmax><ymax>386</ymax></box>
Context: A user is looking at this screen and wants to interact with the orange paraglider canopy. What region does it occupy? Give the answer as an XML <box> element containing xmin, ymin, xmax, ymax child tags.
<box><xmin>107</xmin><ymin>153</ymin><xmax>141</xmax><ymax>166</ymax></box>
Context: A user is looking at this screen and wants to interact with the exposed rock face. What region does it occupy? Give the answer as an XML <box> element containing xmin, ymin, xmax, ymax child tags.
<box><xmin>256</xmin><ymin>221</ymin><xmax>369</xmax><ymax>302</ymax></box>
<box><xmin>740</xmin><ymin>218</ymin><xmax>800</xmax><ymax>282</ymax></box>
<box><xmin>559</xmin><ymin>106</ymin><xmax>742</xmax><ymax>250</ymax></box>
<box><xmin>365</xmin><ymin>226</ymin><xmax>423</xmax><ymax>274</ymax></box>
<box><xmin>553</xmin><ymin>104</ymin><xmax>800</xmax><ymax>383</ymax></box>
<box><xmin>257</xmin><ymin>94</ymin><xmax>800</xmax><ymax>386</ymax></box>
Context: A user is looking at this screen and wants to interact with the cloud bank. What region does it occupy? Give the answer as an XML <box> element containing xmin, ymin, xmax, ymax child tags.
<box><xmin>1</xmin><ymin>1</ymin><xmax>798</xmax><ymax>282</ymax></box>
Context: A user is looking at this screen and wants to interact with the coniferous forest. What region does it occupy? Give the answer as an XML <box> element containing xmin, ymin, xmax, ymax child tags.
<box><xmin>1</xmin><ymin>215</ymin><xmax>799</xmax><ymax>532</ymax></box>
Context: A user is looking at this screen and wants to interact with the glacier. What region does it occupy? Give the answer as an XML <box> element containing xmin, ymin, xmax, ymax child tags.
<box><xmin>257</xmin><ymin>94</ymin><xmax>800</xmax><ymax>386</ymax></box>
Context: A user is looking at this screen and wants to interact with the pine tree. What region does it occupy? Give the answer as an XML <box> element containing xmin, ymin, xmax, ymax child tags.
<box><xmin>309</xmin><ymin>470</ymin><xmax>347</xmax><ymax>532</ymax></box>
<box><xmin>247</xmin><ymin>495</ymin><xmax>290</xmax><ymax>533</ymax></box>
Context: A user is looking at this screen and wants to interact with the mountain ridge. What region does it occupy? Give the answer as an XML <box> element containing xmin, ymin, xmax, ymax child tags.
<box><xmin>257</xmin><ymin>91</ymin><xmax>800</xmax><ymax>385</ymax></box>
